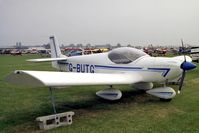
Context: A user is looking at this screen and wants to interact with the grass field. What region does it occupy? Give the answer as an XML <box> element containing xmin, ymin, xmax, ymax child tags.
<box><xmin>0</xmin><ymin>54</ymin><xmax>198</xmax><ymax>133</ymax></box>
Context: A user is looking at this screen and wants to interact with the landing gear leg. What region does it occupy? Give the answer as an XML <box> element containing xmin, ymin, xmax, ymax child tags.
<box><xmin>164</xmin><ymin>79</ymin><xmax>168</xmax><ymax>87</ymax></box>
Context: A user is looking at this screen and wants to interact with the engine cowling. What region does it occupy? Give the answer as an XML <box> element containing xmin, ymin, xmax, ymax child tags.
<box><xmin>146</xmin><ymin>87</ymin><xmax>176</xmax><ymax>99</ymax></box>
<box><xmin>133</xmin><ymin>82</ymin><xmax>153</xmax><ymax>90</ymax></box>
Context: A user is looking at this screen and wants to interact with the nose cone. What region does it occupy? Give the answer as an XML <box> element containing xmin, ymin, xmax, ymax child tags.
<box><xmin>181</xmin><ymin>62</ymin><xmax>197</xmax><ymax>70</ymax></box>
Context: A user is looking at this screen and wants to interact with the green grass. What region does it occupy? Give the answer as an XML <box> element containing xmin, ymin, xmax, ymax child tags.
<box><xmin>0</xmin><ymin>54</ymin><xmax>198</xmax><ymax>133</ymax></box>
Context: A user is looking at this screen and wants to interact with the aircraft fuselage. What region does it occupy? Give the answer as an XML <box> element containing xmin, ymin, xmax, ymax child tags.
<box><xmin>57</xmin><ymin>53</ymin><xmax>184</xmax><ymax>83</ymax></box>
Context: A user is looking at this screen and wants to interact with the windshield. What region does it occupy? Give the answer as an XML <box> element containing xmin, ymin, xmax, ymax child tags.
<box><xmin>108</xmin><ymin>47</ymin><xmax>148</xmax><ymax>64</ymax></box>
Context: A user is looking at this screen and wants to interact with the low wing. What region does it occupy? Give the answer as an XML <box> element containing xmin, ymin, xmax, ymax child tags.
<box><xmin>27</xmin><ymin>57</ymin><xmax>67</xmax><ymax>62</ymax></box>
<box><xmin>5</xmin><ymin>70</ymin><xmax>143</xmax><ymax>87</ymax></box>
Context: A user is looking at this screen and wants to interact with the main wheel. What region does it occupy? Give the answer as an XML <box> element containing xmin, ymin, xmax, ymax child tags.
<box><xmin>160</xmin><ymin>98</ymin><xmax>172</xmax><ymax>102</ymax></box>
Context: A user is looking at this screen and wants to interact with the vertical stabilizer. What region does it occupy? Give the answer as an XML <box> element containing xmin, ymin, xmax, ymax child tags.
<box><xmin>49</xmin><ymin>36</ymin><xmax>64</xmax><ymax>58</ymax></box>
<box><xmin>49</xmin><ymin>36</ymin><xmax>66</xmax><ymax>69</ymax></box>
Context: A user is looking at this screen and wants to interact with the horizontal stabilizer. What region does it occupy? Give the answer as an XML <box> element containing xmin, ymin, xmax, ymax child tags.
<box><xmin>27</xmin><ymin>57</ymin><xmax>67</xmax><ymax>62</ymax></box>
<box><xmin>5</xmin><ymin>70</ymin><xmax>142</xmax><ymax>87</ymax></box>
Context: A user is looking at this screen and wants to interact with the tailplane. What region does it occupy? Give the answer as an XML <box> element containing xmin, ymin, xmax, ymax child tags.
<box><xmin>27</xmin><ymin>36</ymin><xmax>67</xmax><ymax>70</ymax></box>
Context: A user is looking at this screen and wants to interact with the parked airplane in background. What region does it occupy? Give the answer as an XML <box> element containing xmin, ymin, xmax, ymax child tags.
<box><xmin>6</xmin><ymin>36</ymin><xmax>197</xmax><ymax>103</ymax></box>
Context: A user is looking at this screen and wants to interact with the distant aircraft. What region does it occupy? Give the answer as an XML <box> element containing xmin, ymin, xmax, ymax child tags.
<box><xmin>10</xmin><ymin>49</ymin><xmax>22</xmax><ymax>56</ymax></box>
<box><xmin>6</xmin><ymin>36</ymin><xmax>197</xmax><ymax>104</ymax></box>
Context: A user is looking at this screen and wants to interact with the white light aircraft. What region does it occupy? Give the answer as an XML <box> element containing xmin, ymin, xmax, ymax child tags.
<box><xmin>6</xmin><ymin>36</ymin><xmax>197</xmax><ymax>107</ymax></box>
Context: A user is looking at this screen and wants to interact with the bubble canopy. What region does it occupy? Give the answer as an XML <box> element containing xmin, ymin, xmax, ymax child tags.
<box><xmin>108</xmin><ymin>47</ymin><xmax>148</xmax><ymax>64</ymax></box>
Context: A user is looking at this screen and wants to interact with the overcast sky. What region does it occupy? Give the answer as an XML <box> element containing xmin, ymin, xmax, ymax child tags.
<box><xmin>0</xmin><ymin>0</ymin><xmax>199</xmax><ymax>47</ymax></box>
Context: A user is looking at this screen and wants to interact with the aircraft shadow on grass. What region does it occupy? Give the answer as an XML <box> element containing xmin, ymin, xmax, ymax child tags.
<box><xmin>56</xmin><ymin>89</ymin><xmax>158</xmax><ymax>113</ymax></box>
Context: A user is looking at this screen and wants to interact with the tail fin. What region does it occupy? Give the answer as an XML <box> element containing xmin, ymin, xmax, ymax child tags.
<box><xmin>49</xmin><ymin>36</ymin><xmax>65</xmax><ymax>58</ymax></box>
<box><xmin>49</xmin><ymin>36</ymin><xmax>66</xmax><ymax>69</ymax></box>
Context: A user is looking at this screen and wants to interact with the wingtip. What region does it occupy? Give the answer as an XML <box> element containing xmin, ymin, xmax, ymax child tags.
<box><xmin>26</xmin><ymin>59</ymin><xmax>39</xmax><ymax>62</ymax></box>
<box><xmin>26</xmin><ymin>59</ymin><xmax>33</xmax><ymax>62</ymax></box>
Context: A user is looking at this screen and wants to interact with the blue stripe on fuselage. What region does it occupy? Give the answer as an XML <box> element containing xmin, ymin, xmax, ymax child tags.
<box><xmin>95</xmin><ymin>65</ymin><xmax>170</xmax><ymax>77</ymax></box>
<box><xmin>59</xmin><ymin>63</ymin><xmax>170</xmax><ymax>77</ymax></box>
<box><xmin>95</xmin><ymin>65</ymin><xmax>142</xmax><ymax>70</ymax></box>
<box><xmin>148</xmin><ymin>68</ymin><xmax>170</xmax><ymax>77</ymax></box>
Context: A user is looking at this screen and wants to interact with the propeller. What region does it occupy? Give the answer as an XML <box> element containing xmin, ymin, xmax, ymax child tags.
<box><xmin>178</xmin><ymin>39</ymin><xmax>185</xmax><ymax>94</ymax></box>
<box><xmin>178</xmin><ymin>39</ymin><xmax>196</xmax><ymax>94</ymax></box>
<box><xmin>181</xmin><ymin>39</ymin><xmax>186</xmax><ymax>61</ymax></box>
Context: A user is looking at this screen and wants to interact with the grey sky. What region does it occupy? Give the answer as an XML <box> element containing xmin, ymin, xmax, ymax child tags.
<box><xmin>0</xmin><ymin>0</ymin><xmax>199</xmax><ymax>46</ymax></box>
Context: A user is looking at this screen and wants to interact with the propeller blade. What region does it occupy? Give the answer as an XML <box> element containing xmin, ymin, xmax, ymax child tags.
<box><xmin>181</xmin><ymin>39</ymin><xmax>184</xmax><ymax>47</ymax></box>
<box><xmin>178</xmin><ymin>70</ymin><xmax>186</xmax><ymax>94</ymax></box>
<box><xmin>181</xmin><ymin>39</ymin><xmax>186</xmax><ymax>62</ymax></box>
